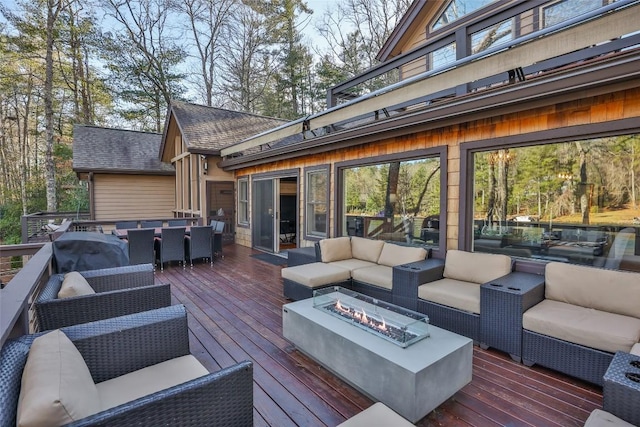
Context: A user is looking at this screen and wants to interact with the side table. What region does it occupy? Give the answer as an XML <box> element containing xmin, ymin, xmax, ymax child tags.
<box><xmin>604</xmin><ymin>351</ymin><xmax>640</xmax><ymax>426</ymax></box>
<box><xmin>480</xmin><ymin>272</ymin><xmax>545</xmax><ymax>362</ymax></box>
<box><xmin>392</xmin><ymin>258</ymin><xmax>444</xmax><ymax>311</ymax></box>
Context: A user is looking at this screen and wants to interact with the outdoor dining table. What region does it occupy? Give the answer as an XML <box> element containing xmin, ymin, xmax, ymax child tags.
<box><xmin>112</xmin><ymin>226</ymin><xmax>192</xmax><ymax>239</ymax></box>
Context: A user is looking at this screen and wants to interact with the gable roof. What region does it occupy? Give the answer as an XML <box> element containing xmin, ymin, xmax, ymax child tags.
<box><xmin>161</xmin><ymin>101</ymin><xmax>287</xmax><ymax>158</ymax></box>
<box><xmin>73</xmin><ymin>125</ymin><xmax>174</xmax><ymax>175</ymax></box>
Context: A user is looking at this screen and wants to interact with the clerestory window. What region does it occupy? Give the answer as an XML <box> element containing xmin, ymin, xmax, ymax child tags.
<box><xmin>432</xmin><ymin>0</ymin><xmax>497</xmax><ymax>31</ymax></box>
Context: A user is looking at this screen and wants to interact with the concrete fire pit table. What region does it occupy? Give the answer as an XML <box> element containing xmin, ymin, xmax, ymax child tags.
<box><xmin>282</xmin><ymin>289</ymin><xmax>472</xmax><ymax>423</ymax></box>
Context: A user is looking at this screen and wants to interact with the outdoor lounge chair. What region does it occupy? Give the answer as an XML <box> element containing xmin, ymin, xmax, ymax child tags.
<box><xmin>35</xmin><ymin>263</ymin><xmax>170</xmax><ymax>331</ymax></box>
<box><xmin>0</xmin><ymin>305</ymin><xmax>254</xmax><ymax>427</ymax></box>
<box><xmin>184</xmin><ymin>225</ymin><xmax>213</xmax><ymax>267</ymax></box>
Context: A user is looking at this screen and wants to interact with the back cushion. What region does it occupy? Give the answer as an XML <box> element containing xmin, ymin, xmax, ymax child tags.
<box><xmin>443</xmin><ymin>250</ymin><xmax>512</xmax><ymax>284</ymax></box>
<box><xmin>319</xmin><ymin>237</ymin><xmax>352</xmax><ymax>263</ymax></box>
<box><xmin>377</xmin><ymin>243</ymin><xmax>428</xmax><ymax>267</ymax></box>
<box><xmin>545</xmin><ymin>262</ymin><xmax>640</xmax><ymax>318</ymax></box>
<box><xmin>58</xmin><ymin>272</ymin><xmax>95</xmax><ymax>299</ymax></box>
<box><xmin>17</xmin><ymin>330</ymin><xmax>100</xmax><ymax>427</ymax></box>
<box><xmin>351</xmin><ymin>237</ymin><xmax>385</xmax><ymax>263</ymax></box>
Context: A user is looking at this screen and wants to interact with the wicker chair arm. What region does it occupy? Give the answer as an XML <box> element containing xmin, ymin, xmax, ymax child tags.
<box><xmin>35</xmin><ymin>283</ymin><xmax>172</xmax><ymax>331</ymax></box>
<box><xmin>66</xmin><ymin>361</ymin><xmax>254</xmax><ymax>427</ymax></box>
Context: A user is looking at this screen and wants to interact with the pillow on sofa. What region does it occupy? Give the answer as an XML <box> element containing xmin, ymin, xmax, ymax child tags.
<box><xmin>58</xmin><ymin>272</ymin><xmax>95</xmax><ymax>299</ymax></box>
<box><xmin>17</xmin><ymin>330</ymin><xmax>100</xmax><ymax>427</ymax></box>
<box><xmin>351</xmin><ymin>237</ymin><xmax>385</xmax><ymax>263</ymax></box>
<box><xmin>377</xmin><ymin>243</ymin><xmax>428</xmax><ymax>267</ymax></box>
<box><xmin>319</xmin><ymin>237</ymin><xmax>352</xmax><ymax>263</ymax></box>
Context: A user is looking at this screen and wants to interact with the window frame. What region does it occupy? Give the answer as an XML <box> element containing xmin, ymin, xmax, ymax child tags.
<box><xmin>237</xmin><ymin>176</ymin><xmax>249</xmax><ymax>227</ymax></box>
<box><xmin>303</xmin><ymin>165</ymin><xmax>330</xmax><ymax>241</ymax></box>
<box><xmin>459</xmin><ymin>117</ymin><xmax>640</xmax><ymax>274</ymax></box>
<box><xmin>335</xmin><ymin>147</ymin><xmax>448</xmax><ymax>256</ymax></box>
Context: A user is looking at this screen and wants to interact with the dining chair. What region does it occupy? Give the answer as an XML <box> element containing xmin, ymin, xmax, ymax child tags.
<box><xmin>127</xmin><ymin>228</ymin><xmax>156</xmax><ymax>266</ymax></box>
<box><xmin>155</xmin><ymin>227</ymin><xmax>186</xmax><ymax>270</ymax></box>
<box><xmin>115</xmin><ymin>221</ymin><xmax>138</xmax><ymax>229</ymax></box>
<box><xmin>168</xmin><ymin>219</ymin><xmax>188</xmax><ymax>227</ymax></box>
<box><xmin>185</xmin><ymin>225</ymin><xmax>214</xmax><ymax>267</ymax></box>
<box><xmin>141</xmin><ymin>220</ymin><xmax>163</xmax><ymax>228</ymax></box>
<box><xmin>210</xmin><ymin>220</ymin><xmax>224</xmax><ymax>258</ymax></box>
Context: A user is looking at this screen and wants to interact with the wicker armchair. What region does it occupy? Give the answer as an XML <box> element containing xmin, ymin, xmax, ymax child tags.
<box><xmin>185</xmin><ymin>225</ymin><xmax>213</xmax><ymax>267</ymax></box>
<box><xmin>0</xmin><ymin>305</ymin><xmax>254</xmax><ymax>427</ymax></box>
<box><xmin>35</xmin><ymin>263</ymin><xmax>171</xmax><ymax>331</ymax></box>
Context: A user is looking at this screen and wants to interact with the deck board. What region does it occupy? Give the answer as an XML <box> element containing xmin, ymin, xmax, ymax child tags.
<box><xmin>155</xmin><ymin>244</ymin><xmax>603</xmax><ymax>426</ymax></box>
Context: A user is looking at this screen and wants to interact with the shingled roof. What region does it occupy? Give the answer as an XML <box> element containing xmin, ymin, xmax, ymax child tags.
<box><xmin>166</xmin><ymin>101</ymin><xmax>287</xmax><ymax>154</ymax></box>
<box><xmin>73</xmin><ymin>125</ymin><xmax>174</xmax><ymax>175</ymax></box>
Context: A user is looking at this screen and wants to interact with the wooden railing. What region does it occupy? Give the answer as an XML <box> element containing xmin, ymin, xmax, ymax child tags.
<box><xmin>0</xmin><ymin>243</ymin><xmax>53</xmax><ymax>347</ymax></box>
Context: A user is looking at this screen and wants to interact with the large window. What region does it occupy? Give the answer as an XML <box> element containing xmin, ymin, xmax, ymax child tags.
<box><xmin>340</xmin><ymin>156</ymin><xmax>441</xmax><ymax>247</ymax></box>
<box><xmin>237</xmin><ymin>177</ymin><xmax>249</xmax><ymax>225</ymax></box>
<box><xmin>472</xmin><ymin>134</ymin><xmax>640</xmax><ymax>272</ymax></box>
<box><xmin>542</xmin><ymin>0</ymin><xmax>607</xmax><ymax>28</ymax></box>
<box><xmin>305</xmin><ymin>167</ymin><xmax>328</xmax><ymax>238</ymax></box>
<box><xmin>432</xmin><ymin>0</ymin><xmax>497</xmax><ymax>31</ymax></box>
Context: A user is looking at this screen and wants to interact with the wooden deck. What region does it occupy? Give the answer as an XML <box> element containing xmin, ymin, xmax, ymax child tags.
<box><xmin>156</xmin><ymin>244</ymin><xmax>602</xmax><ymax>427</ymax></box>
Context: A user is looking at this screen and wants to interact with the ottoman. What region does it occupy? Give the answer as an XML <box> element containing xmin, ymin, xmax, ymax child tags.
<box><xmin>281</xmin><ymin>262</ymin><xmax>351</xmax><ymax>300</ymax></box>
<box><xmin>603</xmin><ymin>351</ymin><xmax>640</xmax><ymax>426</ymax></box>
<box><xmin>337</xmin><ymin>403</ymin><xmax>414</xmax><ymax>427</ymax></box>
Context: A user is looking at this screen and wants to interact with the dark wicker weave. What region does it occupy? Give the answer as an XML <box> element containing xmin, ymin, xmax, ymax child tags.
<box><xmin>286</xmin><ymin>246</ymin><xmax>319</xmax><ymax>267</ymax></box>
<box><xmin>479</xmin><ymin>272</ymin><xmax>545</xmax><ymax>361</ymax></box>
<box><xmin>417</xmin><ymin>299</ymin><xmax>481</xmax><ymax>342</ymax></box>
<box><xmin>0</xmin><ymin>305</ymin><xmax>254</xmax><ymax>427</ymax></box>
<box><xmin>351</xmin><ymin>280</ymin><xmax>393</xmax><ymax>303</ymax></box>
<box><xmin>392</xmin><ymin>259</ymin><xmax>445</xmax><ymax>310</ymax></box>
<box><xmin>185</xmin><ymin>225</ymin><xmax>213</xmax><ymax>267</ymax></box>
<box><xmin>156</xmin><ymin>227</ymin><xmax>186</xmax><ymax>270</ymax></box>
<box><xmin>603</xmin><ymin>351</ymin><xmax>640</xmax><ymax>426</ymax></box>
<box><xmin>283</xmin><ymin>278</ymin><xmax>351</xmax><ymax>301</ymax></box>
<box><xmin>140</xmin><ymin>220</ymin><xmax>163</xmax><ymax>228</ymax></box>
<box><xmin>115</xmin><ymin>221</ymin><xmax>138</xmax><ymax>229</ymax></box>
<box><xmin>522</xmin><ymin>329</ymin><xmax>614</xmax><ymax>386</ymax></box>
<box><xmin>35</xmin><ymin>263</ymin><xmax>171</xmax><ymax>331</ymax></box>
<box><xmin>127</xmin><ymin>228</ymin><xmax>156</xmax><ymax>266</ymax></box>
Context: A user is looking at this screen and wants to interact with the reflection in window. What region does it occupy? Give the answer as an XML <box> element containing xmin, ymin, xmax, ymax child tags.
<box><xmin>472</xmin><ymin>135</ymin><xmax>640</xmax><ymax>272</ymax></box>
<box><xmin>433</xmin><ymin>0</ymin><xmax>496</xmax><ymax>30</ymax></box>
<box><xmin>238</xmin><ymin>178</ymin><xmax>249</xmax><ymax>225</ymax></box>
<box><xmin>431</xmin><ymin>42</ymin><xmax>457</xmax><ymax>70</ymax></box>
<box><xmin>306</xmin><ymin>168</ymin><xmax>328</xmax><ymax>237</ymax></box>
<box><xmin>471</xmin><ymin>19</ymin><xmax>513</xmax><ymax>54</ymax></box>
<box><xmin>342</xmin><ymin>158</ymin><xmax>441</xmax><ymax>246</ymax></box>
<box><xmin>542</xmin><ymin>0</ymin><xmax>606</xmax><ymax>28</ymax></box>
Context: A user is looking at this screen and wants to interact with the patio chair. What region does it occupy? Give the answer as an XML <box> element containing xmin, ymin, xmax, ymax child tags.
<box><xmin>155</xmin><ymin>227</ymin><xmax>186</xmax><ymax>270</ymax></box>
<box><xmin>168</xmin><ymin>219</ymin><xmax>188</xmax><ymax>226</ymax></box>
<box><xmin>141</xmin><ymin>220</ymin><xmax>163</xmax><ymax>228</ymax></box>
<box><xmin>115</xmin><ymin>221</ymin><xmax>138</xmax><ymax>229</ymax></box>
<box><xmin>127</xmin><ymin>228</ymin><xmax>156</xmax><ymax>266</ymax></box>
<box><xmin>210</xmin><ymin>220</ymin><xmax>225</xmax><ymax>258</ymax></box>
<box><xmin>185</xmin><ymin>225</ymin><xmax>213</xmax><ymax>267</ymax></box>
<box><xmin>35</xmin><ymin>263</ymin><xmax>171</xmax><ymax>331</ymax></box>
<box><xmin>0</xmin><ymin>305</ymin><xmax>254</xmax><ymax>427</ymax></box>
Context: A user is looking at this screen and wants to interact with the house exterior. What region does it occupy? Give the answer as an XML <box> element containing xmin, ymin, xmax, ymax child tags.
<box><xmin>164</xmin><ymin>0</ymin><xmax>640</xmax><ymax>273</ymax></box>
<box><xmin>73</xmin><ymin>125</ymin><xmax>175</xmax><ymax>221</ymax></box>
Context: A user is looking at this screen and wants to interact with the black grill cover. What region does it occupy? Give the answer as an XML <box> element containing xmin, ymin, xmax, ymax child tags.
<box><xmin>53</xmin><ymin>232</ymin><xmax>129</xmax><ymax>273</ymax></box>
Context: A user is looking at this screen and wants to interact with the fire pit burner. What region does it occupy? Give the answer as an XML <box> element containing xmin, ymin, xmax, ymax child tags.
<box><xmin>313</xmin><ymin>287</ymin><xmax>429</xmax><ymax>348</ymax></box>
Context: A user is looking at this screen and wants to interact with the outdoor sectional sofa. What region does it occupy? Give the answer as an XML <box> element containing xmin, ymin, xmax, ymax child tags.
<box><xmin>522</xmin><ymin>262</ymin><xmax>640</xmax><ymax>386</ymax></box>
<box><xmin>281</xmin><ymin>236</ymin><xmax>432</xmax><ymax>302</ymax></box>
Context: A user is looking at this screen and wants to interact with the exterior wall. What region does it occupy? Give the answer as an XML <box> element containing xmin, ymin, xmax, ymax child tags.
<box><xmin>93</xmin><ymin>174</ymin><xmax>175</xmax><ymax>220</ymax></box>
<box><xmin>233</xmin><ymin>87</ymin><xmax>640</xmax><ymax>250</ymax></box>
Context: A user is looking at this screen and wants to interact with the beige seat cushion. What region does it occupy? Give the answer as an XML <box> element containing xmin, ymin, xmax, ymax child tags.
<box><xmin>328</xmin><ymin>259</ymin><xmax>377</xmax><ymax>273</ymax></box>
<box><xmin>17</xmin><ymin>330</ymin><xmax>100</xmax><ymax>427</ymax></box>
<box><xmin>58</xmin><ymin>271</ymin><xmax>96</xmax><ymax>299</ymax></box>
<box><xmin>350</xmin><ymin>237</ymin><xmax>385</xmax><ymax>263</ymax></box>
<box><xmin>523</xmin><ymin>299</ymin><xmax>640</xmax><ymax>354</ymax></box>
<box><xmin>97</xmin><ymin>355</ymin><xmax>208</xmax><ymax>411</ymax></box>
<box><xmin>377</xmin><ymin>243</ymin><xmax>428</xmax><ymax>267</ymax></box>
<box><xmin>281</xmin><ymin>262</ymin><xmax>351</xmax><ymax>288</ymax></box>
<box><xmin>545</xmin><ymin>262</ymin><xmax>640</xmax><ymax>318</ymax></box>
<box><xmin>351</xmin><ymin>265</ymin><xmax>393</xmax><ymax>290</ymax></box>
<box><xmin>584</xmin><ymin>409</ymin><xmax>635</xmax><ymax>427</ymax></box>
<box><xmin>443</xmin><ymin>250</ymin><xmax>512</xmax><ymax>284</ymax></box>
<box><xmin>337</xmin><ymin>402</ymin><xmax>414</xmax><ymax>427</ymax></box>
<box><xmin>319</xmin><ymin>237</ymin><xmax>352</xmax><ymax>262</ymax></box>
<box><xmin>631</xmin><ymin>343</ymin><xmax>640</xmax><ymax>356</ymax></box>
<box><xmin>418</xmin><ymin>278</ymin><xmax>481</xmax><ymax>314</ymax></box>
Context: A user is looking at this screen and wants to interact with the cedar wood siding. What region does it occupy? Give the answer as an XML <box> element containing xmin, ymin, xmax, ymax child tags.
<box><xmin>93</xmin><ymin>174</ymin><xmax>175</xmax><ymax>220</ymax></box>
<box><xmin>232</xmin><ymin>87</ymin><xmax>640</xmax><ymax>250</ymax></box>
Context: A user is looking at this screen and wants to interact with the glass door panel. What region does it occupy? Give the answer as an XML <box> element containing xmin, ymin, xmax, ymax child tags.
<box><xmin>252</xmin><ymin>179</ymin><xmax>275</xmax><ymax>252</ymax></box>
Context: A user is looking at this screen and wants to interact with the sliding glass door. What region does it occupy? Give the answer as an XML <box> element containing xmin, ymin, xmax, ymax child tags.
<box><xmin>252</xmin><ymin>179</ymin><xmax>275</xmax><ymax>252</ymax></box>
